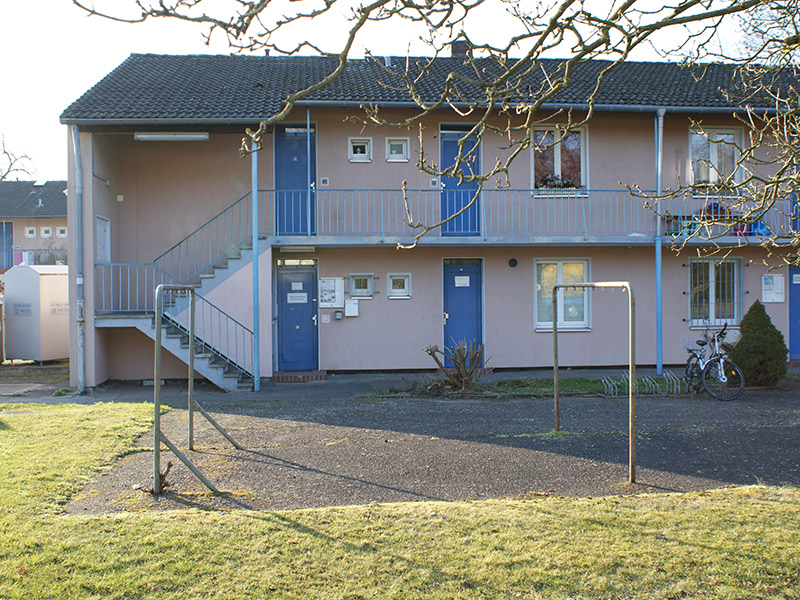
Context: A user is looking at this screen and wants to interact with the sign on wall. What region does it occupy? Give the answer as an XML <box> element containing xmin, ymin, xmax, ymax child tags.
<box><xmin>762</xmin><ymin>273</ymin><xmax>785</xmax><ymax>303</ymax></box>
<box><xmin>319</xmin><ymin>277</ymin><xmax>344</xmax><ymax>308</ymax></box>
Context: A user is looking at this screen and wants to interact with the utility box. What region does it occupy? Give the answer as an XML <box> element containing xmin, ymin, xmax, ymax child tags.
<box><xmin>3</xmin><ymin>265</ymin><xmax>69</xmax><ymax>361</ymax></box>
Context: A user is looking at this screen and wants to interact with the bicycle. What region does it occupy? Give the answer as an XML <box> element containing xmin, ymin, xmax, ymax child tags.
<box><xmin>684</xmin><ymin>323</ymin><xmax>745</xmax><ymax>401</ymax></box>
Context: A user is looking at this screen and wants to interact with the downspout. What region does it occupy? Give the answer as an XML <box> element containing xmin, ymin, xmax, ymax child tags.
<box><xmin>71</xmin><ymin>125</ymin><xmax>86</xmax><ymax>394</ymax></box>
<box><xmin>251</xmin><ymin>141</ymin><xmax>261</xmax><ymax>392</ymax></box>
<box><xmin>306</xmin><ymin>108</ymin><xmax>312</xmax><ymax>235</ymax></box>
<box><xmin>655</xmin><ymin>108</ymin><xmax>666</xmax><ymax>375</ymax></box>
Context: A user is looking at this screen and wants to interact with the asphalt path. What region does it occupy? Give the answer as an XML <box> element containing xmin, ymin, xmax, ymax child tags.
<box><xmin>58</xmin><ymin>374</ymin><xmax>800</xmax><ymax>514</ymax></box>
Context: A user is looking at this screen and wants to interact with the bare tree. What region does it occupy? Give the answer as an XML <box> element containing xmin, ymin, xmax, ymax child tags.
<box><xmin>0</xmin><ymin>136</ymin><xmax>33</xmax><ymax>182</ymax></box>
<box><xmin>74</xmin><ymin>0</ymin><xmax>784</xmax><ymax>247</ymax></box>
<box><xmin>636</xmin><ymin>1</ymin><xmax>800</xmax><ymax>265</ymax></box>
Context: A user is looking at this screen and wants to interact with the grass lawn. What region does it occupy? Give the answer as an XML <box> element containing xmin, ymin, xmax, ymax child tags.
<box><xmin>1</xmin><ymin>401</ymin><xmax>799</xmax><ymax>599</ymax></box>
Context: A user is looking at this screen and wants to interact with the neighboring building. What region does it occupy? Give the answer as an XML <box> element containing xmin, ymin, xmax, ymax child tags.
<box><xmin>0</xmin><ymin>180</ymin><xmax>68</xmax><ymax>271</ymax></box>
<box><xmin>60</xmin><ymin>54</ymin><xmax>800</xmax><ymax>391</ymax></box>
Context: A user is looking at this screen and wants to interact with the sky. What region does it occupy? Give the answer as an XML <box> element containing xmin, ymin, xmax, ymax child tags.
<box><xmin>0</xmin><ymin>1</ymin><xmax>740</xmax><ymax>182</ymax></box>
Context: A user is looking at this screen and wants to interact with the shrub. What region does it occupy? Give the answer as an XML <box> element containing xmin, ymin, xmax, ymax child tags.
<box><xmin>728</xmin><ymin>300</ymin><xmax>788</xmax><ymax>386</ymax></box>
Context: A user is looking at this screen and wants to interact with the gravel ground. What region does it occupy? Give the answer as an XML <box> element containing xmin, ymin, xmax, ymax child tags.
<box><xmin>61</xmin><ymin>374</ymin><xmax>800</xmax><ymax>515</ymax></box>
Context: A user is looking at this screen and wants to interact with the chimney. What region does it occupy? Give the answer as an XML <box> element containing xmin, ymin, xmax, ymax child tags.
<box><xmin>451</xmin><ymin>40</ymin><xmax>470</xmax><ymax>57</ymax></box>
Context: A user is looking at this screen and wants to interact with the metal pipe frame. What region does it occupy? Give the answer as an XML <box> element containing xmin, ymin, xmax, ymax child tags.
<box><xmin>552</xmin><ymin>281</ymin><xmax>636</xmax><ymax>483</ymax></box>
<box><xmin>153</xmin><ymin>283</ymin><xmax>243</xmax><ymax>495</ymax></box>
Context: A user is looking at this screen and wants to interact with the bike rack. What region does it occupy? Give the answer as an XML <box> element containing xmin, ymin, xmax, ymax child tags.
<box><xmin>153</xmin><ymin>284</ymin><xmax>244</xmax><ymax>495</ymax></box>
<box><xmin>553</xmin><ymin>281</ymin><xmax>636</xmax><ymax>484</ymax></box>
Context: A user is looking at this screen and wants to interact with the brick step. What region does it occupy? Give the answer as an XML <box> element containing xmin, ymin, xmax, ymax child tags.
<box><xmin>272</xmin><ymin>371</ymin><xmax>328</xmax><ymax>383</ymax></box>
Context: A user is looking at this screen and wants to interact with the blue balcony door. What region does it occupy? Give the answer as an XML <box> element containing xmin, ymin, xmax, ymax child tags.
<box><xmin>1</xmin><ymin>221</ymin><xmax>12</xmax><ymax>269</ymax></box>
<box><xmin>443</xmin><ymin>259</ymin><xmax>483</xmax><ymax>367</ymax></box>
<box><xmin>440</xmin><ymin>130</ymin><xmax>480</xmax><ymax>236</ymax></box>
<box><xmin>275</xmin><ymin>125</ymin><xmax>316</xmax><ymax>235</ymax></box>
<box><xmin>276</xmin><ymin>263</ymin><xmax>319</xmax><ymax>371</ymax></box>
<box><xmin>790</xmin><ymin>265</ymin><xmax>800</xmax><ymax>360</ymax></box>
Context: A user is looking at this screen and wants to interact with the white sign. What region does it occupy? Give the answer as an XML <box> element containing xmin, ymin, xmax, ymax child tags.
<box><xmin>287</xmin><ymin>292</ymin><xmax>308</xmax><ymax>304</ymax></box>
<box><xmin>762</xmin><ymin>273</ymin><xmax>785</xmax><ymax>303</ymax></box>
<box><xmin>793</xmin><ymin>273</ymin><xmax>800</xmax><ymax>285</ymax></box>
<box><xmin>454</xmin><ymin>275</ymin><xmax>470</xmax><ymax>287</ymax></box>
<box><xmin>291</xmin><ymin>282</ymin><xmax>303</xmax><ymax>291</ymax></box>
<box><xmin>319</xmin><ymin>277</ymin><xmax>345</xmax><ymax>308</ymax></box>
<box><xmin>345</xmin><ymin>298</ymin><xmax>359</xmax><ymax>317</ymax></box>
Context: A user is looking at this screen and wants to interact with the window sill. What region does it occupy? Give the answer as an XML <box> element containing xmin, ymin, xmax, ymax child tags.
<box><xmin>388</xmin><ymin>295</ymin><xmax>411</xmax><ymax>300</ymax></box>
<box><xmin>535</xmin><ymin>326</ymin><xmax>591</xmax><ymax>333</ymax></box>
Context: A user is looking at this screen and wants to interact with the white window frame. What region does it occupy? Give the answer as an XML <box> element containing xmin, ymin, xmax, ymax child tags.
<box><xmin>387</xmin><ymin>273</ymin><xmax>411</xmax><ymax>298</ymax></box>
<box><xmin>25</xmin><ymin>227</ymin><xmax>36</xmax><ymax>239</ymax></box>
<box><xmin>349</xmin><ymin>273</ymin><xmax>374</xmax><ymax>298</ymax></box>
<box><xmin>689</xmin><ymin>127</ymin><xmax>743</xmax><ymax>185</ymax></box>
<box><xmin>534</xmin><ymin>258</ymin><xmax>591</xmax><ymax>330</ymax></box>
<box><xmin>386</xmin><ymin>138</ymin><xmax>410</xmax><ymax>162</ymax></box>
<box><xmin>348</xmin><ymin>137</ymin><xmax>372</xmax><ymax>162</ymax></box>
<box><xmin>56</xmin><ymin>226</ymin><xmax>68</xmax><ymax>238</ymax></box>
<box><xmin>688</xmin><ymin>258</ymin><xmax>741</xmax><ymax>327</ymax></box>
<box><xmin>531</xmin><ymin>126</ymin><xmax>588</xmax><ymax>189</ymax></box>
<box><xmin>40</xmin><ymin>226</ymin><xmax>52</xmax><ymax>239</ymax></box>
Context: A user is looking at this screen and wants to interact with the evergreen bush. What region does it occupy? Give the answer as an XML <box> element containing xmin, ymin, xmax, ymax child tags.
<box><xmin>727</xmin><ymin>300</ymin><xmax>788</xmax><ymax>387</ymax></box>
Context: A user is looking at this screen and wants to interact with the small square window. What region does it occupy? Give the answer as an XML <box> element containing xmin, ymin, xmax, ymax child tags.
<box><xmin>348</xmin><ymin>138</ymin><xmax>372</xmax><ymax>162</ymax></box>
<box><xmin>56</xmin><ymin>226</ymin><xmax>68</xmax><ymax>238</ymax></box>
<box><xmin>386</xmin><ymin>138</ymin><xmax>410</xmax><ymax>162</ymax></box>
<box><xmin>25</xmin><ymin>227</ymin><xmax>36</xmax><ymax>238</ymax></box>
<box><xmin>387</xmin><ymin>273</ymin><xmax>411</xmax><ymax>298</ymax></box>
<box><xmin>349</xmin><ymin>273</ymin><xmax>374</xmax><ymax>297</ymax></box>
<box><xmin>40</xmin><ymin>227</ymin><xmax>52</xmax><ymax>238</ymax></box>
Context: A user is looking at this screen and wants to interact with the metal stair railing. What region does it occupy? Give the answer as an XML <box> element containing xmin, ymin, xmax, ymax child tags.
<box><xmin>153</xmin><ymin>192</ymin><xmax>253</xmax><ymax>284</ymax></box>
<box><xmin>162</xmin><ymin>289</ymin><xmax>255</xmax><ymax>379</ymax></box>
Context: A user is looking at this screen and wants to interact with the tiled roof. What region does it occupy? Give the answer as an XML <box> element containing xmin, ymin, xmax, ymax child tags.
<box><xmin>0</xmin><ymin>181</ymin><xmax>67</xmax><ymax>218</ymax></box>
<box><xmin>60</xmin><ymin>54</ymin><xmax>785</xmax><ymax>124</ymax></box>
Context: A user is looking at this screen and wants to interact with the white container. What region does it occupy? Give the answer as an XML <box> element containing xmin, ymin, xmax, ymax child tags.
<box><xmin>3</xmin><ymin>265</ymin><xmax>69</xmax><ymax>361</ymax></box>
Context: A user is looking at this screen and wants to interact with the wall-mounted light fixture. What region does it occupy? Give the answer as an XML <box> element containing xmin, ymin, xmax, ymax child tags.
<box><xmin>334</xmin><ymin>310</ymin><xmax>344</xmax><ymax>320</ymax></box>
<box><xmin>133</xmin><ymin>132</ymin><xmax>209</xmax><ymax>142</ymax></box>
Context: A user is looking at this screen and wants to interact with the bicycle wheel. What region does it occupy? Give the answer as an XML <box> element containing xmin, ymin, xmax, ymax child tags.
<box><xmin>684</xmin><ymin>355</ymin><xmax>701</xmax><ymax>393</ymax></box>
<box><xmin>701</xmin><ymin>358</ymin><xmax>744</xmax><ymax>401</ymax></box>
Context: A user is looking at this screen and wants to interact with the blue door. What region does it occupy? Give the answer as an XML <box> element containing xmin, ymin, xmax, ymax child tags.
<box><xmin>0</xmin><ymin>222</ymin><xmax>12</xmax><ymax>269</ymax></box>
<box><xmin>790</xmin><ymin>265</ymin><xmax>800</xmax><ymax>360</ymax></box>
<box><xmin>443</xmin><ymin>260</ymin><xmax>483</xmax><ymax>366</ymax></box>
<box><xmin>275</xmin><ymin>126</ymin><xmax>316</xmax><ymax>235</ymax></box>
<box><xmin>440</xmin><ymin>130</ymin><xmax>480</xmax><ymax>236</ymax></box>
<box><xmin>277</xmin><ymin>264</ymin><xmax>318</xmax><ymax>370</ymax></box>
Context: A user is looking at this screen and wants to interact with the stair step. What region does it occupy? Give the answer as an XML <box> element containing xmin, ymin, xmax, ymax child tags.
<box><xmin>199</xmin><ymin>273</ymin><xmax>215</xmax><ymax>279</ymax></box>
<box><xmin>212</xmin><ymin>263</ymin><xmax>228</xmax><ymax>270</ymax></box>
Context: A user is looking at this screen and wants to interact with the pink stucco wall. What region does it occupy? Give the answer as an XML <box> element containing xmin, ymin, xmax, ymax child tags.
<box><xmin>66</xmin><ymin>106</ymin><xmax>795</xmax><ymax>386</ymax></box>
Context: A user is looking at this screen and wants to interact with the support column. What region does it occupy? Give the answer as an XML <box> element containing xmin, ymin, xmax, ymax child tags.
<box><xmin>655</xmin><ymin>108</ymin><xmax>666</xmax><ymax>375</ymax></box>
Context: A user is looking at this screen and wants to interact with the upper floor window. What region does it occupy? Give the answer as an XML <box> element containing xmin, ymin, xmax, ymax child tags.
<box><xmin>690</xmin><ymin>128</ymin><xmax>742</xmax><ymax>185</ymax></box>
<box><xmin>533</xmin><ymin>128</ymin><xmax>585</xmax><ymax>188</ymax></box>
<box><xmin>386</xmin><ymin>138</ymin><xmax>410</xmax><ymax>162</ymax></box>
<box><xmin>348</xmin><ymin>138</ymin><xmax>372</xmax><ymax>162</ymax></box>
<box><xmin>25</xmin><ymin>227</ymin><xmax>36</xmax><ymax>238</ymax></box>
<box><xmin>56</xmin><ymin>226</ymin><xmax>68</xmax><ymax>238</ymax></box>
<box><xmin>40</xmin><ymin>227</ymin><xmax>52</xmax><ymax>238</ymax></box>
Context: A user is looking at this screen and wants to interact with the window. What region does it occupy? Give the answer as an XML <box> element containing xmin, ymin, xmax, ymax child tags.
<box><xmin>349</xmin><ymin>273</ymin><xmax>374</xmax><ymax>297</ymax></box>
<box><xmin>689</xmin><ymin>259</ymin><xmax>740</xmax><ymax>326</ymax></box>
<box><xmin>386</xmin><ymin>138</ymin><xmax>410</xmax><ymax>162</ymax></box>
<box><xmin>56</xmin><ymin>226</ymin><xmax>68</xmax><ymax>238</ymax></box>
<box><xmin>387</xmin><ymin>273</ymin><xmax>411</xmax><ymax>298</ymax></box>
<box><xmin>535</xmin><ymin>259</ymin><xmax>590</xmax><ymax>329</ymax></box>
<box><xmin>533</xmin><ymin>128</ymin><xmax>585</xmax><ymax>188</ymax></box>
<box><xmin>40</xmin><ymin>227</ymin><xmax>52</xmax><ymax>238</ymax></box>
<box><xmin>348</xmin><ymin>138</ymin><xmax>372</xmax><ymax>162</ymax></box>
<box><xmin>690</xmin><ymin>128</ymin><xmax>741</xmax><ymax>184</ymax></box>
<box><xmin>25</xmin><ymin>227</ymin><xmax>36</xmax><ymax>238</ymax></box>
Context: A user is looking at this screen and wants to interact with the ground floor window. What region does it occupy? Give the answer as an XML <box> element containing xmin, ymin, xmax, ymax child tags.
<box><xmin>535</xmin><ymin>259</ymin><xmax>590</xmax><ymax>329</ymax></box>
<box><xmin>349</xmin><ymin>273</ymin><xmax>374</xmax><ymax>297</ymax></box>
<box><xmin>689</xmin><ymin>259</ymin><xmax>740</xmax><ymax>326</ymax></box>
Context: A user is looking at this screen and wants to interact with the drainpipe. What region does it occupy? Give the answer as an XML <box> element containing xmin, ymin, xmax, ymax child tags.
<box><xmin>251</xmin><ymin>141</ymin><xmax>261</xmax><ymax>392</ymax></box>
<box><xmin>655</xmin><ymin>108</ymin><xmax>666</xmax><ymax>375</ymax></box>
<box><xmin>306</xmin><ymin>107</ymin><xmax>312</xmax><ymax>235</ymax></box>
<box><xmin>71</xmin><ymin>125</ymin><xmax>86</xmax><ymax>394</ymax></box>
